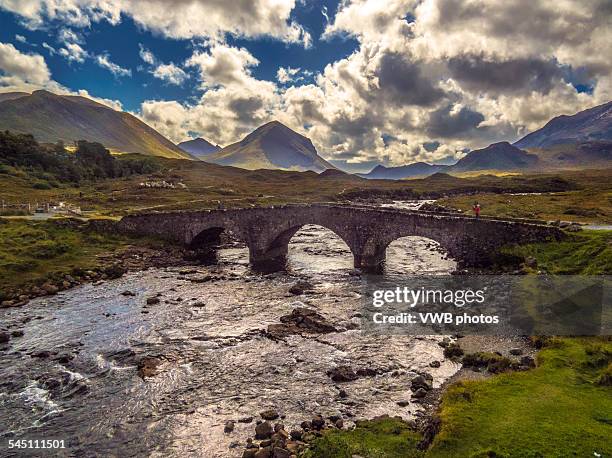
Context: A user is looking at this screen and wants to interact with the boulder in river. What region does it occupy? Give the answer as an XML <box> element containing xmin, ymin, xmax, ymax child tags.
<box><xmin>260</xmin><ymin>409</ymin><xmax>280</xmax><ymax>420</ymax></box>
<box><xmin>255</xmin><ymin>421</ymin><xmax>273</xmax><ymax>439</ymax></box>
<box><xmin>0</xmin><ymin>331</ymin><xmax>10</xmax><ymax>344</ymax></box>
<box><xmin>268</xmin><ymin>307</ymin><xmax>336</xmax><ymax>338</ymax></box>
<box><xmin>137</xmin><ymin>356</ymin><xmax>162</xmax><ymax>378</ymax></box>
<box><xmin>411</xmin><ymin>374</ymin><xmax>433</xmax><ymax>392</ymax></box>
<box><xmin>288</xmin><ymin>280</ymin><xmax>313</xmax><ymax>295</ymax></box>
<box><xmin>327</xmin><ymin>365</ymin><xmax>358</xmax><ymax>382</ymax></box>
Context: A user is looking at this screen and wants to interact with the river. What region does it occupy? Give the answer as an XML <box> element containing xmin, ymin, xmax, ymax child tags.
<box><xmin>0</xmin><ymin>202</ymin><xmax>459</xmax><ymax>457</ymax></box>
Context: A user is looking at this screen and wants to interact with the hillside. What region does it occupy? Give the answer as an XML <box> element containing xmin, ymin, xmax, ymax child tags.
<box><xmin>0</xmin><ymin>90</ymin><xmax>192</xmax><ymax>159</ymax></box>
<box><xmin>515</xmin><ymin>101</ymin><xmax>612</xmax><ymax>149</ymax></box>
<box><xmin>206</xmin><ymin>120</ymin><xmax>334</xmax><ymax>172</ymax></box>
<box><xmin>178</xmin><ymin>137</ymin><xmax>221</xmax><ymax>159</ymax></box>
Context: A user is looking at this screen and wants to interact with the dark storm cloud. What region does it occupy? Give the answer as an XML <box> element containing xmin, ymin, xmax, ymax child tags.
<box><xmin>434</xmin><ymin>0</ymin><xmax>610</xmax><ymax>45</ymax></box>
<box><xmin>377</xmin><ymin>52</ymin><xmax>445</xmax><ymax>107</ymax></box>
<box><xmin>228</xmin><ymin>96</ymin><xmax>264</xmax><ymax>122</ymax></box>
<box><xmin>448</xmin><ymin>54</ymin><xmax>563</xmax><ymax>94</ymax></box>
<box><xmin>426</xmin><ymin>104</ymin><xmax>485</xmax><ymax>138</ymax></box>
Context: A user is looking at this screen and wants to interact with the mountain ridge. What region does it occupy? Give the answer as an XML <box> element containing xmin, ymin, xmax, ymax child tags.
<box><xmin>514</xmin><ymin>100</ymin><xmax>612</xmax><ymax>149</ymax></box>
<box><xmin>359</xmin><ymin>162</ymin><xmax>448</xmax><ymax>179</ymax></box>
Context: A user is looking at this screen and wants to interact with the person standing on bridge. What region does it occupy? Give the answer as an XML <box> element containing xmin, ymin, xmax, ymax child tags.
<box><xmin>473</xmin><ymin>202</ymin><xmax>481</xmax><ymax>218</ymax></box>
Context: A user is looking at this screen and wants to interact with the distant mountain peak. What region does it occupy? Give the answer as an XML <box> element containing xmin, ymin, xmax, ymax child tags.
<box><xmin>451</xmin><ymin>141</ymin><xmax>537</xmax><ymax>172</ymax></box>
<box><xmin>206</xmin><ymin>120</ymin><xmax>334</xmax><ymax>172</ymax></box>
<box><xmin>178</xmin><ymin>137</ymin><xmax>221</xmax><ymax>159</ymax></box>
<box><xmin>360</xmin><ymin>161</ymin><xmax>446</xmax><ymax>179</ymax></box>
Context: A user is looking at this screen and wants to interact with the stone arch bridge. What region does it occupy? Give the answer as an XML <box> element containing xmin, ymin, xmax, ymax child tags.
<box><xmin>117</xmin><ymin>204</ymin><xmax>563</xmax><ymax>272</ymax></box>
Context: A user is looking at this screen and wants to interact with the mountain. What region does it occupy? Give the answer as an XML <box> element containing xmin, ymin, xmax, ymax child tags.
<box><xmin>514</xmin><ymin>101</ymin><xmax>612</xmax><ymax>149</ymax></box>
<box><xmin>0</xmin><ymin>90</ymin><xmax>192</xmax><ymax>159</ymax></box>
<box><xmin>206</xmin><ymin>121</ymin><xmax>334</xmax><ymax>172</ymax></box>
<box><xmin>178</xmin><ymin>137</ymin><xmax>221</xmax><ymax>159</ymax></box>
<box><xmin>359</xmin><ymin>162</ymin><xmax>447</xmax><ymax>179</ymax></box>
<box><xmin>450</xmin><ymin>142</ymin><xmax>538</xmax><ymax>172</ymax></box>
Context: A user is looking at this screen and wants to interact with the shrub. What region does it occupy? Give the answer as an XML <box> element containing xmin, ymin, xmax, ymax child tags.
<box><xmin>462</xmin><ymin>352</ymin><xmax>514</xmax><ymax>373</ymax></box>
<box><xmin>29</xmin><ymin>240</ymin><xmax>71</xmax><ymax>258</ymax></box>
<box><xmin>32</xmin><ymin>181</ymin><xmax>52</xmax><ymax>189</ymax></box>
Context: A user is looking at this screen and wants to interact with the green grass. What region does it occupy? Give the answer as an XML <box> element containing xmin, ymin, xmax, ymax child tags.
<box><xmin>0</xmin><ymin>218</ymin><xmax>152</xmax><ymax>296</ymax></box>
<box><xmin>503</xmin><ymin>230</ymin><xmax>612</xmax><ymax>274</ymax></box>
<box><xmin>430</xmin><ymin>337</ymin><xmax>612</xmax><ymax>458</ymax></box>
<box><xmin>302</xmin><ymin>417</ymin><xmax>424</xmax><ymax>458</ymax></box>
<box><xmin>304</xmin><ymin>338</ymin><xmax>612</xmax><ymax>458</ymax></box>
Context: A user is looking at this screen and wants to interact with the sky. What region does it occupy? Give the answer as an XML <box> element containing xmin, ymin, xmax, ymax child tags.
<box><xmin>0</xmin><ymin>0</ymin><xmax>610</xmax><ymax>173</ymax></box>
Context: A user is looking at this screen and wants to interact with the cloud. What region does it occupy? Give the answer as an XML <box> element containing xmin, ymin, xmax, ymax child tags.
<box><xmin>152</xmin><ymin>63</ymin><xmax>188</xmax><ymax>86</ymax></box>
<box><xmin>139</xmin><ymin>44</ymin><xmax>155</xmax><ymax>65</ymax></box>
<box><xmin>0</xmin><ymin>0</ymin><xmax>311</xmax><ymax>46</ymax></box>
<box><xmin>95</xmin><ymin>53</ymin><xmax>131</xmax><ymax>77</ymax></box>
<box><xmin>186</xmin><ymin>44</ymin><xmax>260</xmax><ymax>88</ymax></box>
<box><xmin>14</xmin><ymin>34</ymin><xmax>27</xmax><ymax>43</ymax></box>
<box><xmin>0</xmin><ymin>41</ymin><xmax>51</xmax><ymax>86</ymax></box>
<box><xmin>426</xmin><ymin>104</ymin><xmax>485</xmax><ymax>138</ymax></box>
<box><xmin>58</xmin><ymin>28</ymin><xmax>83</xmax><ymax>44</ymax></box>
<box><xmin>140</xmin><ymin>42</ymin><xmax>282</xmax><ymax>145</ymax></box>
<box><xmin>59</xmin><ymin>42</ymin><xmax>87</xmax><ymax>63</ymax></box>
<box><xmin>447</xmin><ymin>54</ymin><xmax>564</xmax><ymax>94</ymax></box>
<box><xmin>377</xmin><ymin>52</ymin><xmax>445</xmax><ymax>106</ymax></box>
<box><xmin>277</xmin><ymin>66</ymin><xmax>301</xmax><ymax>84</ymax></box>
<box><xmin>41</xmin><ymin>42</ymin><xmax>56</xmax><ymax>55</ymax></box>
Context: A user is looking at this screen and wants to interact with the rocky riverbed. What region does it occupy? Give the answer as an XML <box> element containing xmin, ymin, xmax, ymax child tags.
<box><xmin>1</xmin><ymin>193</ymin><xmax>548</xmax><ymax>458</ymax></box>
<box><xmin>0</xmin><ymin>219</ymin><xmax>471</xmax><ymax>457</ymax></box>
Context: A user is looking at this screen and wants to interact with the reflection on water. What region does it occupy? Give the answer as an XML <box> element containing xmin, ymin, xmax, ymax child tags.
<box><xmin>0</xmin><ymin>202</ymin><xmax>458</xmax><ymax>457</ymax></box>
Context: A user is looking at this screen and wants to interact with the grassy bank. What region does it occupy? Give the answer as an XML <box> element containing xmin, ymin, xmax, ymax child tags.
<box><xmin>503</xmin><ymin>230</ymin><xmax>612</xmax><ymax>274</ymax></box>
<box><xmin>303</xmin><ymin>338</ymin><xmax>612</xmax><ymax>458</ymax></box>
<box><xmin>431</xmin><ymin>337</ymin><xmax>611</xmax><ymax>457</ymax></box>
<box><xmin>0</xmin><ymin>218</ymin><xmax>154</xmax><ymax>297</ymax></box>
<box><xmin>303</xmin><ymin>417</ymin><xmax>424</xmax><ymax>458</ymax></box>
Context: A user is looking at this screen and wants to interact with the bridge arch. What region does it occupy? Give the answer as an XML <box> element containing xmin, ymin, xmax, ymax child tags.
<box><xmin>356</xmin><ymin>223</ymin><xmax>463</xmax><ymax>272</ymax></box>
<box><xmin>250</xmin><ymin>221</ymin><xmax>359</xmax><ymax>271</ymax></box>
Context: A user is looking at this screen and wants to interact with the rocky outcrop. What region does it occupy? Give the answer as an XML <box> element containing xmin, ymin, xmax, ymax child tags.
<box><xmin>267</xmin><ymin>308</ymin><xmax>336</xmax><ymax>338</ymax></box>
